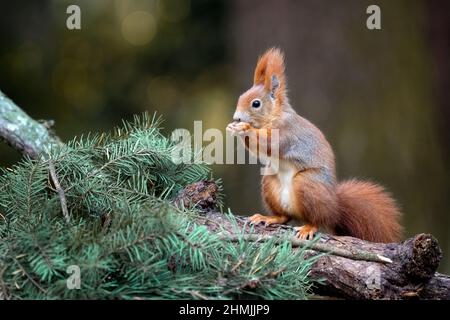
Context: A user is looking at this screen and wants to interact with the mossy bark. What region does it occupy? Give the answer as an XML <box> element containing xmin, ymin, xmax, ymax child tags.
<box><xmin>0</xmin><ymin>91</ymin><xmax>61</xmax><ymax>158</ymax></box>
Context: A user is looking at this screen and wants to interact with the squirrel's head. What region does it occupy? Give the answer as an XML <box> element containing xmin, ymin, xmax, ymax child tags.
<box><xmin>233</xmin><ymin>48</ymin><xmax>287</xmax><ymax>128</ymax></box>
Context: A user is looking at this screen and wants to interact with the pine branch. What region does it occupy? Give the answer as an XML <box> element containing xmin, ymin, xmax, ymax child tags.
<box><xmin>2</xmin><ymin>108</ymin><xmax>313</xmax><ymax>300</ymax></box>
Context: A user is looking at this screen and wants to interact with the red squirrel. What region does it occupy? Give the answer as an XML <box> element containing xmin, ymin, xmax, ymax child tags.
<box><xmin>226</xmin><ymin>48</ymin><xmax>402</xmax><ymax>242</ymax></box>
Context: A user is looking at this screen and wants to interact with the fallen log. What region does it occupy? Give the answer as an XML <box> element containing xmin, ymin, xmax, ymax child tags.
<box><xmin>177</xmin><ymin>180</ymin><xmax>450</xmax><ymax>300</ymax></box>
<box><xmin>199</xmin><ymin>211</ymin><xmax>448</xmax><ymax>299</ymax></box>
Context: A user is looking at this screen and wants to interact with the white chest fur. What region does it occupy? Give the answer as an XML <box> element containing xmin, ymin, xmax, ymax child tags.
<box><xmin>277</xmin><ymin>163</ymin><xmax>298</xmax><ymax>211</ymax></box>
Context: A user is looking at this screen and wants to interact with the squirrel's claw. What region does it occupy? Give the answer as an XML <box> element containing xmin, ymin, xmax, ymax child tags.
<box><xmin>248</xmin><ymin>213</ymin><xmax>267</xmax><ymax>225</ymax></box>
<box><xmin>226</xmin><ymin>122</ymin><xmax>235</xmax><ymax>134</ymax></box>
<box><xmin>295</xmin><ymin>225</ymin><xmax>318</xmax><ymax>240</ymax></box>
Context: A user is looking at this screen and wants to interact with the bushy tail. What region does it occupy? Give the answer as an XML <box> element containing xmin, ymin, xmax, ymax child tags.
<box><xmin>335</xmin><ymin>180</ymin><xmax>402</xmax><ymax>243</ymax></box>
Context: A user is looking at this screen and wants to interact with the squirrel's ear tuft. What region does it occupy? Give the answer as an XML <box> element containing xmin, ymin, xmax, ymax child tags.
<box><xmin>253</xmin><ymin>47</ymin><xmax>286</xmax><ymax>99</ymax></box>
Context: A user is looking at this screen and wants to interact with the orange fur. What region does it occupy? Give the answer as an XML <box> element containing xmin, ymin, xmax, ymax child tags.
<box><xmin>295</xmin><ymin>224</ymin><xmax>318</xmax><ymax>240</ymax></box>
<box><xmin>291</xmin><ymin>170</ymin><xmax>339</xmax><ymax>233</ymax></box>
<box><xmin>244</xmin><ymin>128</ymin><xmax>273</xmax><ymax>157</ymax></box>
<box><xmin>335</xmin><ymin>180</ymin><xmax>402</xmax><ymax>242</ymax></box>
<box><xmin>257</xmin><ymin>169</ymin><xmax>402</xmax><ymax>243</ymax></box>
<box><xmin>248</xmin><ymin>213</ymin><xmax>289</xmax><ymax>225</ymax></box>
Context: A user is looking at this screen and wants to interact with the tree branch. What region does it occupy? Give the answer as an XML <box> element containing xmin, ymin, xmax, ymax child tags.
<box><xmin>0</xmin><ymin>90</ymin><xmax>61</xmax><ymax>158</ymax></box>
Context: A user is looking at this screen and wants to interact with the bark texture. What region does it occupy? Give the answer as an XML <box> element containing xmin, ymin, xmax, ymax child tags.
<box><xmin>0</xmin><ymin>90</ymin><xmax>61</xmax><ymax>158</ymax></box>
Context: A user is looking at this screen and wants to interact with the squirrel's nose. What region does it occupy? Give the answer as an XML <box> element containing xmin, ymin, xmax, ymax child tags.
<box><xmin>233</xmin><ymin>111</ymin><xmax>243</xmax><ymax>122</ymax></box>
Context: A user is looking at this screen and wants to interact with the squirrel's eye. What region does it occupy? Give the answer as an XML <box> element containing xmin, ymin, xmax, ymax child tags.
<box><xmin>251</xmin><ymin>99</ymin><xmax>261</xmax><ymax>108</ymax></box>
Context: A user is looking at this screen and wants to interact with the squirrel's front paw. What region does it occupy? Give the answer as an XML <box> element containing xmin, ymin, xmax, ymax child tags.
<box><xmin>226</xmin><ymin>121</ymin><xmax>252</xmax><ymax>136</ymax></box>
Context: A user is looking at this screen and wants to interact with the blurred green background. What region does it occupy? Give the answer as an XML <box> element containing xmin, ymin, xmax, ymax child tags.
<box><xmin>0</xmin><ymin>0</ymin><xmax>449</xmax><ymax>271</ymax></box>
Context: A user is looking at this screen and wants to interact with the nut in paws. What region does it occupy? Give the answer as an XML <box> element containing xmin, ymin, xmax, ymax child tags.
<box><xmin>226</xmin><ymin>121</ymin><xmax>251</xmax><ymax>136</ymax></box>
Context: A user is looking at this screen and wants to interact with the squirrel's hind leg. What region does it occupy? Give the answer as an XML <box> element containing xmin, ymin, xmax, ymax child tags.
<box><xmin>248</xmin><ymin>214</ymin><xmax>290</xmax><ymax>226</ymax></box>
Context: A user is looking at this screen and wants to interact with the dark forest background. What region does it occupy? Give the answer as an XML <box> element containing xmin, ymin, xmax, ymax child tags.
<box><xmin>0</xmin><ymin>0</ymin><xmax>449</xmax><ymax>271</ymax></box>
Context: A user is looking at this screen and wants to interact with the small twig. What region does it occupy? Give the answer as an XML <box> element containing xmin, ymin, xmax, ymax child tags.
<box><xmin>48</xmin><ymin>160</ymin><xmax>70</xmax><ymax>223</ymax></box>
<box><xmin>230</xmin><ymin>258</ymin><xmax>245</xmax><ymax>273</ymax></box>
<box><xmin>190</xmin><ymin>290</ymin><xmax>210</xmax><ymax>300</ymax></box>
<box><xmin>102</xmin><ymin>213</ymin><xmax>112</xmax><ymax>232</ymax></box>
<box><xmin>13</xmin><ymin>258</ymin><xmax>47</xmax><ymax>294</ymax></box>
<box><xmin>0</xmin><ymin>267</ymin><xmax>10</xmax><ymax>300</ymax></box>
<box><xmin>46</xmin><ymin>174</ymin><xmax>57</xmax><ymax>192</ymax></box>
<box><xmin>222</xmin><ymin>234</ymin><xmax>393</xmax><ymax>264</ymax></box>
<box><xmin>171</xmin><ymin>288</ymin><xmax>210</xmax><ymax>300</ymax></box>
